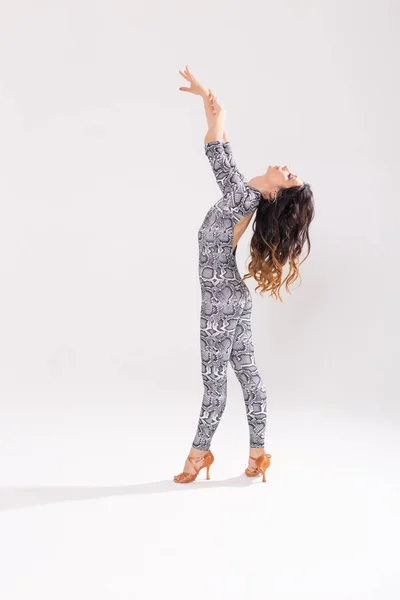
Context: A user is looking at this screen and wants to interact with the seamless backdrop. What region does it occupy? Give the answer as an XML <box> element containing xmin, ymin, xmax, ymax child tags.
<box><xmin>0</xmin><ymin>1</ymin><xmax>398</xmax><ymax>599</ymax></box>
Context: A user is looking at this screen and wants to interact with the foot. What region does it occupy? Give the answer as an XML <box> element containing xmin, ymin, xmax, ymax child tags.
<box><xmin>183</xmin><ymin>449</ymin><xmax>209</xmax><ymax>474</ymax></box>
<box><xmin>173</xmin><ymin>448</ymin><xmax>210</xmax><ymax>482</ymax></box>
<box><xmin>247</xmin><ymin>448</ymin><xmax>266</xmax><ymax>473</ymax></box>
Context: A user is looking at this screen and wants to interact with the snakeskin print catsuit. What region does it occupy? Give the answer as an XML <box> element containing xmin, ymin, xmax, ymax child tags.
<box><xmin>192</xmin><ymin>140</ymin><xmax>268</xmax><ymax>451</ymax></box>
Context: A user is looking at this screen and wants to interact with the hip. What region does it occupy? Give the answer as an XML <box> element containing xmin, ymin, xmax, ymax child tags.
<box><xmin>199</xmin><ymin>278</ymin><xmax>251</xmax><ymax>306</ymax></box>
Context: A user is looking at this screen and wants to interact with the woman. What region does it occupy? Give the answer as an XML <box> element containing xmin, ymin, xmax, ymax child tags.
<box><xmin>173</xmin><ymin>66</ymin><xmax>315</xmax><ymax>483</ymax></box>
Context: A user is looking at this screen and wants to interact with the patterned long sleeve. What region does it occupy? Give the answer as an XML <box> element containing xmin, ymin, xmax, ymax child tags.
<box><xmin>204</xmin><ymin>140</ymin><xmax>262</xmax><ymax>224</ymax></box>
<box><xmin>222</xmin><ymin>141</ymin><xmax>246</xmax><ymax>184</ymax></box>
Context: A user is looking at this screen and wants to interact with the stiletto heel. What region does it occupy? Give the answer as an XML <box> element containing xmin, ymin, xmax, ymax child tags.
<box><xmin>245</xmin><ymin>452</ymin><xmax>271</xmax><ymax>482</ymax></box>
<box><xmin>173</xmin><ymin>450</ymin><xmax>214</xmax><ymax>483</ymax></box>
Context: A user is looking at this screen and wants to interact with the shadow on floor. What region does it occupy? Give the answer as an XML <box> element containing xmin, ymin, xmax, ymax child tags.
<box><xmin>0</xmin><ymin>475</ymin><xmax>264</xmax><ymax>511</ymax></box>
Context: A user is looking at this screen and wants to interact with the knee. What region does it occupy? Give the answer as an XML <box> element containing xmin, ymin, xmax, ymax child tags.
<box><xmin>229</xmin><ymin>358</ymin><xmax>262</xmax><ymax>384</ymax></box>
<box><xmin>201</xmin><ymin>352</ymin><xmax>228</xmax><ymax>380</ymax></box>
<box><xmin>201</xmin><ymin>368</ymin><xmax>228</xmax><ymax>386</ymax></box>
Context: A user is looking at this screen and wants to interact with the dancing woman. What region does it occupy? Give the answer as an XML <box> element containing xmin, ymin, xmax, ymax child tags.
<box><xmin>173</xmin><ymin>66</ymin><xmax>315</xmax><ymax>483</ymax></box>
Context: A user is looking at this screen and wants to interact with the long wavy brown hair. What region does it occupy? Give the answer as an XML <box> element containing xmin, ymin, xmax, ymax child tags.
<box><xmin>242</xmin><ymin>183</ymin><xmax>315</xmax><ymax>302</ymax></box>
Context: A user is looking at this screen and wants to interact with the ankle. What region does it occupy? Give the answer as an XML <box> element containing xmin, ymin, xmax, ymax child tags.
<box><xmin>190</xmin><ymin>447</ymin><xmax>209</xmax><ymax>457</ymax></box>
<box><xmin>249</xmin><ymin>447</ymin><xmax>265</xmax><ymax>458</ymax></box>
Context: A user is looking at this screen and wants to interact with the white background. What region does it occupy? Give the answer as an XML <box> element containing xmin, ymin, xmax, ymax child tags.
<box><xmin>0</xmin><ymin>1</ymin><xmax>398</xmax><ymax>598</ymax></box>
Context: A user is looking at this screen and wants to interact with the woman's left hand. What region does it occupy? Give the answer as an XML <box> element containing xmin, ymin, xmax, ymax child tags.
<box><xmin>178</xmin><ymin>65</ymin><xmax>209</xmax><ymax>98</ymax></box>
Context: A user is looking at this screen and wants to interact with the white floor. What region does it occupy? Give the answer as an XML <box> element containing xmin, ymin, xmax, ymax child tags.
<box><xmin>0</xmin><ymin>383</ymin><xmax>398</xmax><ymax>600</ymax></box>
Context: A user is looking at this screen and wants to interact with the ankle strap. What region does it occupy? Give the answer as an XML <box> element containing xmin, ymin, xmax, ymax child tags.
<box><xmin>249</xmin><ymin>452</ymin><xmax>271</xmax><ymax>460</ymax></box>
<box><xmin>188</xmin><ymin>454</ymin><xmax>207</xmax><ymax>461</ymax></box>
<box><xmin>187</xmin><ymin>455</ymin><xmax>206</xmax><ymax>473</ymax></box>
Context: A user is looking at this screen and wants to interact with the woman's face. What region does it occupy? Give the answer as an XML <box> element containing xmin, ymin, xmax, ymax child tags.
<box><xmin>266</xmin><ymin>165</ymin><xmax>304</xmax><ymax>188</ymax></box>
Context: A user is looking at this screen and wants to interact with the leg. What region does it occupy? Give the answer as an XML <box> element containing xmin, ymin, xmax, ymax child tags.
<box><xmin>192</xmin><ymin>299</ymin><xmax>242</xmax><ymax>451</ymax></box>
<box><xmin>229</xmin><ymin>293</ymin><xmax>267</xmax><ymax>449</ymax></box>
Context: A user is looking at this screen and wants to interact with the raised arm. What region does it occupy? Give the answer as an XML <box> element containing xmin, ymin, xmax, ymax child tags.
<box><xmin>204</xmin><ymin>138</ymin><xmax>262</xmax><ymax>223</ymax></box>
<box><xmin>204</xmin><ymin>94</ymin><xmax>262</xmax><ymax>221</ymax></box>
<box><xmin>220</xmin><ymin>140</ymin><xmax>246</xmax><ymax>184</ymax></box>
<box><xmin>178</xmin><ymin>66</ymin><xmax>231</xmax><ymax>145</ymax></box>
<box><xmin>178</xmin><ymin>66</ymin><xmax>262</xmax><ymax>221</ymax></box>
<box><xmin>201</xmin><ymin>87</ymin><xmax>229</xmax><ymax>143</ymax></box>
<box><xmin>204</xmin><ymin>140</ymin><xmax>244</xmax><ymax>194</ymax></box>
<box><xmin>202</xmin><ymin>89</ymin><xmax>246</xmax><ymax>188</ymax></box>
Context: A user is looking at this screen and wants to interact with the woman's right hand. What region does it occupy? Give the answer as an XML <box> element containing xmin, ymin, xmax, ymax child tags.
<box><xmin>179</xmin><ymin>65</ymin><xmax>227</xmax><ymax>141</ymax></box>
<box><xmin>178</xmin><ymin>65</ymin><xmax>209</xmax><ymax>97</ymax></box>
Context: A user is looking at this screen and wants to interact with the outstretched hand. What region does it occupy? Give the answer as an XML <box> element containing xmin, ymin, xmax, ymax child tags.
<box><xmin>178</xmin><ymin>65</ymin><xmax>209</xmax><ymax>97</ymax></box>
<box><xmin>179</xmin><ymin>65</ymin><xmax>227</xmax><ymax>141</ymax></box>
<box><xmin>178</xmin><ymin>65</ymin><xmax>226</xmax><ymax>116</ymax></box>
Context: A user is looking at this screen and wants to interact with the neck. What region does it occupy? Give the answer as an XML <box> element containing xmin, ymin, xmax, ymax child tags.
<box><xmin>247</xmin><ymin>175</ymin><xmax>276</xmax><ymax>200</ymax></box>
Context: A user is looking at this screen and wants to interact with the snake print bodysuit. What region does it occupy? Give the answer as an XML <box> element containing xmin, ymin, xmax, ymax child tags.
<box><xmin>192</xmin><ymin>140</ymin><xmax>268</xmax><ymax>450</ymax></box>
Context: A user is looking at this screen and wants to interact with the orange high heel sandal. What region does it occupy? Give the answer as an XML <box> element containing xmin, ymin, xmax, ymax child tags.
<box><xmin>173</xmin><ymin>450</ymin><xmax>214</xmax><ymax>483</ymax></box>
<box><xmin>245</xmin><ymin>452</ymin><xmax>271</xmax><ymax>483</ymax></box>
